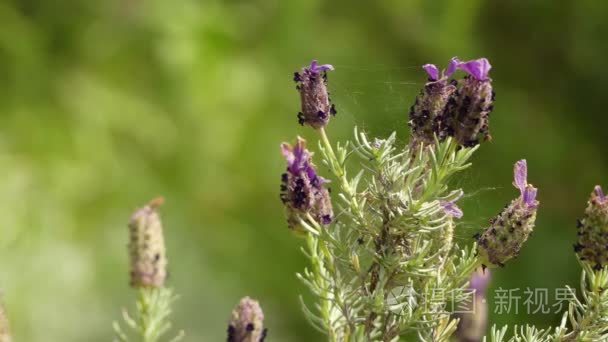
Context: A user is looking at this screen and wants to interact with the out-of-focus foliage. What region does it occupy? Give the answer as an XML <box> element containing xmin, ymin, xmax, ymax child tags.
<box><xmin>0</xmin><ymin>0</ymin><xmax>606</xmax><ymax>341</ymax></box>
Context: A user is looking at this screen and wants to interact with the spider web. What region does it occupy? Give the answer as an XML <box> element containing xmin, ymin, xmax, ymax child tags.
<box><xmin>325</xmin><ymin>62</ymin><xmax>503</xmax><ymax>241</ymax></box>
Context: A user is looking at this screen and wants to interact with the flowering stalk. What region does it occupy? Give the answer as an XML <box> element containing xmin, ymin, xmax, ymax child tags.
<box><xmin>114</xmin><ymin>198</ymin><xmax>184</xmax><ymax>342</ymax></box>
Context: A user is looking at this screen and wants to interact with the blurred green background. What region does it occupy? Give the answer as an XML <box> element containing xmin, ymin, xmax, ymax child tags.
<box><xmin>0</xmin><ymin>0</ymin><xmax>606</xmax><ymax>340</ymax></box>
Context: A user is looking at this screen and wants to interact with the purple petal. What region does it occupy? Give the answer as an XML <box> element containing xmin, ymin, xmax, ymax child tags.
<box><xmin>523</xmin><ymin>185</ymin><xmax>538</xmax><ymax>208</ymax></box>
<box><xmin>280</xmin><ymin>143</ymin><xmax>295</xmax><ymax>166</ymax></box>
<box><xmin>513</xmin><ymin>159</ymin><xmax>528</xmax><ymax>194</ymax></box>
<box><xmin>441</xmin><ymin>201</ymin><xmax>463</xmax><ymax>218</ymax></box>
<box><xmin>469</xmin><ymin>268</ymin><xmax>491</xmax><ymax>295</ymax></box>
<box><xmin>422</xmin><ymin>64</ymin><xmax>439</xmax><ymax>81</ymax></box>
<box><xmin>445</xmin><ymin>57</ymin><xmax>459</xmax><ymax>78</ymax></box>
<box><xmin>458</xmin><ymin>58</ymin><xmax>492</xmax><ymax>81</ymax></box>
<box><xmin>595</xmin><ymin>185</ymin><xmax>607</xmax><ymax>203</ymax></box>
<box><xmin>309</xmin><ymin>60</ymin><xmax>334</xmax><ymax>74</ymax></box>
<box><xmin>282</xmin><ymin>137</ymin><xmax>312</xmax><ymax>174</ymax></box>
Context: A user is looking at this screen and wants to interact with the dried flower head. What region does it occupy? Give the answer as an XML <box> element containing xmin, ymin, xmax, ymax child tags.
<box><xmin>294</xmin><ymin>60</ymin><xmax>336</xmax><ymax>129</ymax></box>
<box><xmin>409</xmin><ymin>58</ymin><xmax>459</xmax><ymax>148</ymax></box>
<box><xmin>477</xmin><ymin>160</ymin><xmax>539</xmax><ymax>268</ymax></box>
<box><xmin>128</xmin><ymin>197</ymin><xmax>168</xmax><ymax>288</ymax></box>
<box><xmin>0</xmin><ymin>298</ymin><xmax>10</xmax><ymax>342</ymax></box>
<box><xmin>227</xmin><ymin>297</ymin><xmax>267</xmax><ymax>342</ymax></box>
<box><xmin>574</xmin><ymin>186</ymin><xmax>608</xmax><ymax>270</ymax></box>
<box><xmin>440</xmin><ymin>58</ymin><xmax>495</xmax><ymax>147</ymax></box>
<box><xmin>280</xmin><ymin>137</ymin><xmax>333</xmax><ymax>232</ymax></box>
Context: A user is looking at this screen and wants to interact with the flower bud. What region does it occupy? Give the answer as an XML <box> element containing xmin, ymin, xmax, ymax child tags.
<box><xmin>441</xmin><ymin>58</ymin><xmax>494</xmax><ymax>147</ymax></box>
<box><xmin>128</xmin><ymin>197</ymin><xmax>168</xmax><ymax>288</ymax></box>
<box><xmin>456</xmin><ymin>269</ymin><xmax>490</xmax><ymax>342</ymax></box>
<box><xmin>0</xmin><ymin>298</ymin><xmax>11</xmax><ymax>342</ymax></box>
<box><xmin>280</xmin><ymin>137</ymin><xmax>333</xmax><ymax>232</ymax></box>
<box><xmin>293</xmin><ymin>60</ymin><xmax>336</xmax><ymax>129</ymax></box>
<box><xmin>477</xmin><ymin>160</ymin><xmax>538</xmax><ymax>268</ymax></box>
<box><xmin>227</xmin><ymin>297</ymin><xmax>267</xmax><ymax>342</ymax></box>
<box><xmin>409</xmin><ymin>58</ymin><xmax>458</xmax><ymax>148</ymax></box>
<box><xmin>574</xmin><ymin>186</ymin><xmax>608</xmax><ymax>270</ymax></box>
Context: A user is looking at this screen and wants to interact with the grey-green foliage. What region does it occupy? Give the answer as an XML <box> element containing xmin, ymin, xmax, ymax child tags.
<box><xmin>113</xmin><ymin>287</ymin><xmax>184</xmax><ymax>342</ymax></box>
<box><xmin>298</xmin><ymin>127</ymin><xmax>478</xmax><ymax>341</ymax></box>
<box><xmin>297</xmin><ymin>127</ymin><xmax>608</xmax><ymax>341</ymax></box>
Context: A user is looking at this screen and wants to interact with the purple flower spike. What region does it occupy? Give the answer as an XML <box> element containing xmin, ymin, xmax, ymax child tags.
<box><xmin>441</xmin><ymin>200</ymin><xmax>463</xmax><ymax>218</ymax></box>
<box><xmin>477</xmin><ymin>160</ymin><xmax>539</xmax><ymax>268</ymax></box>
<box><xmin>280</xmin><ymin>137</ymin><xmax>333</xmax><ymax>231</ymax></box>
<box><xmin>422</xmin><ymin>64</ymin><xmax>440</xmax><ymax>81</ymax></box>
<box><xmin>294</xmin><ymin>60</ymin><xmax>335</xmax><ymax>129</ymax></box>
<box><xmin>513</xmin><ymin>159</ymin><xmax>528</xmax><ymax>194</ymax></box>
<box><xmin>458</xmin><ymin>58</ymin><xmax>492</xmax><ymax>81</ymax></box>
<box><xmin>309</xmin><ymin>60</ymin><xmax>334</xmax><ymax>74</ymax></box>
<box><xmin>595</xmin><ymin>185</ymin><xmax>607</xmax><ymax>203</ymax></box>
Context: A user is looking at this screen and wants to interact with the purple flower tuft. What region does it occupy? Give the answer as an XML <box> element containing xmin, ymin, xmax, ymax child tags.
<box><xmin>441</xmin><ymin>200</ymin><xmax>463</xmax><ymax>219</ymax></box>
<box><xmin>513</xmin><ymin>159</ymin><xmax>528</xmax><ymax>194</ymax></box>
<box><xmin>421</xmin><ymin>57</ymin><xmax>459</xmax><ymax>81</ymax></box>
<box><xmin>309</xmin><ymin>60</ymin><xmax>334</xmax><ymax>74</ymax></box>
<box><xmin>457</xmin><ymin>58</ymin><xmax>492</xmax><ymax>81</ymax></box>
<box><xmin>469</xmin><ymin>268</ymin><xmax>491</xmax><ymax>296</ymax></box>
<box><xmin>446</xmin><ymin>57</ymin><xmax>459</xmax><ymax>78</ymax></box>
<box><xmin>422</xmin><ymin>64</ymin><xmax>440</xmax><ymax>81</ymax></box>
<box><xmin>523</xmin><ymin>186</ymin><xmax>538</xmax><ymax>208</ymax></box>
<box><xmin>512</xmin><ymin>160</ymin><xmax>538</xmax><ymax>209</ymax></box>
<box><xmin>595</xmin><ymin>185</ymin><xmax>606</xmax><ymax>203</ymax></box>
<box><xmin>282</xmin><ymin>138</ymin><xmax>312</xmax><ymax>177</ymax></box>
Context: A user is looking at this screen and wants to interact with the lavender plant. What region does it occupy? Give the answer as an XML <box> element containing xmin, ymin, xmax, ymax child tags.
<box><xmin>114</xmin><ymin>197</ymin><xmax>184</xmax><ymax>342</ymax></box>
<box><xmin>278</xmin><ymin>59</ymin><xmax>608</xmax><ymax>341</ymax></box>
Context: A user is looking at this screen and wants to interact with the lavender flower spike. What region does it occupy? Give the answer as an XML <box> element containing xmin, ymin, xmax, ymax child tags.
<box><xmin>227</xmin><ymin>297</ymin><xmax>267</xmax><ymax>342</ymax></box>
<box><xmin>440</xmin><ymin>57</ymin><xmax>495</xmax><ymax>147</ymax></box>
<box><xmin>575</xmin><ymin>185</ymin><xmax>608</xmax><ymax>270</ymax></box>
<box><xmin>477</xmin><ymin>160</ymin><xmax>539</xmax><ymax>268</ymax></box>
<box><xmin>294</xmin><ymin>60</ymin><xmax>336</xmax><ymax>129</ymax></box>
<box><xmin>409</xmin><ymin>58</ymin><xmax>459</xmax><ymax>148</ymax></box>
<box><xmin>128</xmin><ymin>197</ymin><xmax>168</xmax><ymax>288</ymax></box>
<box><xmin>280</xmin><ymin>137</ymin><xmax>333</xmax><ymax>233</ymax></box>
